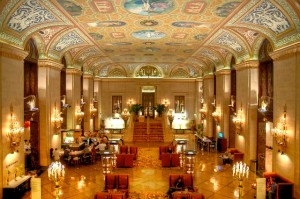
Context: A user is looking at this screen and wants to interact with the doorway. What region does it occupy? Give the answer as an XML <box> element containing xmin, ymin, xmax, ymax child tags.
<box><xmin>141</xmin><ymin>86</ymin><xmax>155</xmax><ymax>118</ymax></box>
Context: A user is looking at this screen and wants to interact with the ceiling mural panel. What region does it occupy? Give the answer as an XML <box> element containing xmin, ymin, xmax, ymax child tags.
<box><xmin>7</xmin><ymin>0</ymin><xmax>58</xmax><ymax>33</ymax></box>
<box><xmin>0</xmin><ymin>0</ymin><xmax>299</xmax><ymax>76</ymax></box>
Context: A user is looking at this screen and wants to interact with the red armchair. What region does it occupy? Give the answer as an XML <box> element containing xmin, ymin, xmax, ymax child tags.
<box><xmin>227</xmin><ymin>148</ymin><xmax>244</xmax><ymax>163</ymax></box>
<box><xmin>94</xmin><ymin>192</ymin><xmax>110</xmax><ymax>199</ymax></box>
<box><xmin>161</xmin><ymin>153</ymin><xmax>180</xmax><ymax>167</ymax></box>
<box><xmin>169</xmin><ymin>174</ymin><xmax>196</xmax><ymax>192</ymax></box>
<box><xmin>263</xmin><ymin>172</ymin><xmax>294</xmax><ymax>199</ymax></box>
<box><xmin>159</xmin><ymin>146</ymin><xmax>176</xmax><ymax>159</ymax></box>
<box><xmin>117</xmin><ymin>174</ymin><xmax>129</xmax><ymax>197</ymax></box>
<box><xmin>129</xmin><ymin>146</ymin><xmax>138</xmax><ymax>160</ymax></box>
<box><xmin>116</xmin><ymin>154</ymin><xmax>134</xmax><ymax>168</ymax></box>
<box><xmin>94</xmin><ymin>192</ymin><xmax>125</xmax><ymax>199</ymax></box>
<box><xmin>120</xmin><ymin>145</ymin><xmax>128</xmax><ymax>154</ymax></box>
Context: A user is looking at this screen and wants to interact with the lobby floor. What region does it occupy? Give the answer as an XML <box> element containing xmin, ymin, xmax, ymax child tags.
<box><xmin>22</xmin><ymin>142</ymin><xmax>257</xmax><ymax>199</ymax></box>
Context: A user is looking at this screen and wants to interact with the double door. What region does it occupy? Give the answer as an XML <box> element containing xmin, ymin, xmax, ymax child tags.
<box><xmin>142</xmin><ymin>93</ymin><xmax>154</xmax><ymax>118</ymax></box>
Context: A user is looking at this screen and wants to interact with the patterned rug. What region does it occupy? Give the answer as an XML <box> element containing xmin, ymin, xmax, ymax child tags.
<box><xmin>129</xmin><ymin>191</ymin><xmax>165</xmax><ymax>199</ymax></box>
<box><xmin>134</xmin><ymin>147</ymin><xmax>161</xmax><ymax>169</ymax></box>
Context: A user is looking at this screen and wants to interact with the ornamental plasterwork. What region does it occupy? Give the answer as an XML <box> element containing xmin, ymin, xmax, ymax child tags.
<box><xmin>69</xmin><ymin>47</ymin><xmax>86</xmax><ymax>60</ymax></box>
<box><xmin>231</xmin><ymin>28</ymin><xmax>260</xmax><ymax>46</ymax></box>
<box><xmin>7</xmin><ymin>0</ymin><xmax>58</xmax><ymax>33</ymax></box>
<box><xmin>213</xmin><ymin>47</ymin><xmax>230</xmax><ymax>59</ymax></box>
<box><xmin>214</xmin><ymin>33</ymin><xmax>243</xmax><ymax>52</ymax></box>
<box><xmin>196</xmin><ymin>49</ymin><xmax>221</xmax><ymax>63</ymax></box>
<box><xmin>170</xmin><ymin>68</ymin><xmax>189</xmax><ymax>78</ymax></box>
<box><xmin>77</xmin><ymin>48</ymin><xmax>99</xmax><ymax>62</ymax></box>
<box><xmin>241</xmin><ymin>1</ymin><xmax>290</xmax><ymax>34</ymax></box>
<box><xmin>0</xmin><ymin>32</ymin><xmax>23</xmax><ymax>46</ymax></box>
<box><xmin>187</xmin><ymin>65</ymin><xmax>199</xmax><ymax>78</ymax></box>
<box><xmin>135</xmin><ymin>65</ymin><xmax>162</xmax><ymax>78</ymax></box>
<box><xmin>107</xmin><ymin>68</ymin><xmax>126</xmax><ymax>77</ymax></box>
<box><xmin>38</xmin><ymin>27</ymin><xmax>65</xmax><ymax>46</ymax></box>
<box><xmin>54</xmin><ymin>31</ymin><xmax>84</xmax><ymax>52</ymax></box>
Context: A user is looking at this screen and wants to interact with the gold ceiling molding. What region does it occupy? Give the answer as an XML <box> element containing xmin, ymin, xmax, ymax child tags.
<box><xmin>0</xmin><ymin>42</ymin><xmax>28</xmax><ymax>60</ymax></box>
<box><xmin>216</xmin><ymin>68</ymin><xmax>231</xmax><ymax>76</ymax></box>
<box><xmin>65</xmin><ymin>67</ymin><xmax>82</xmax><ymax>76</ymax></box>
<box><xmin>38</xmin><ymin>58</ymin><xmax>63</xmax><ymax>70</ymax></box>
<box><xmin>83</xmin><ymin>73</ymin><xmax>94</xmax><ymax>79</ymax></box>
<box><xmin>269</xmin><ymin>42</ymin><xmax>300</xmax><ymax>61</ymax></box>
<box><xmin>203</xmin><ymin>74</ymin><xmax>214</xmax><ymax>80</ymax></box>
<box><xmin>234</xmin><ymin>60</ymin><xmax>259</xmax><ymax>71</ymax></box>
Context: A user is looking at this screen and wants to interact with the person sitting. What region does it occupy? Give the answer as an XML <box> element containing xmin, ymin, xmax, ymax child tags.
<box><xmin>166</xmin><ymin>177</ymin><xmax>184</xmax><ymax>198</ymax></box>
<box><xmin>167</xmin><ymin>146</ymin><xmax>173</xmax><ymax>154</ymax></box>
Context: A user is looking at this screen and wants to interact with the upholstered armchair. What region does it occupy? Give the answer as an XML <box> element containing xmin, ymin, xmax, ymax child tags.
<box><xmin>129</xmin><ymin>146</ymin><xmax>138</xmax><ymax>160</ymax></box>
<box><xmin>120</xmin><ymin>145</ymin><xmax>128</xmax><ymax>154</ymax></box>
<box><xmin>104</xmin><ymin>174</ymin><xmax>117</xmax><ymax>190</ymax></box>
<box><xmin>117</xmin><ymin>174</ymin><xmax>129</xmax><ymax>197</ymax></box>
<box><xmin>116</xmin><ymin>154</ymin><xmax>134</xmax><ymax>168</ymax></box>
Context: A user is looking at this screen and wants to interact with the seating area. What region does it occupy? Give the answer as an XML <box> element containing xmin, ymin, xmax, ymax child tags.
<box><xmin>169</xmin><ymin>174</ymin><xmax>197</xmax><ymax>192</ymax></box>
<box><xmin>263</xmin><ymin>172</ymin><xmax>294</xmax><ymax>199</ymax></box>
<box><xmin>94</xmin><ymin>192</ymin><xmax>126</xmax><ymax>199</ymax></box>
<box><xmin>226</xmin><ymin>148</ymin><xmax>244</xmax><ymax>163</ymax></box>
<box><xmin>161</xmin><ymin>153</ymin><xmax>180</xmax><ymax>167</ymax></box>
<box><xmin>104</xmin><ymin>174</ymin><xmax>129</xmax><ymax>198</ymax></box>
<box><xmin>159</xmin><ymin>145</ymin><xmax>176</xmax><ymax>159</ymax></box>
<box><xmin>116</xmin><ymin>154</ymin><xmax>134</xmax><ymax>168</ymax></box>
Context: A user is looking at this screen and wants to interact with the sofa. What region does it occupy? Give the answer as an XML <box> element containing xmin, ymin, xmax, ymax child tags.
<box><xmin>161</xmin><ymin>153</ymin><xmax>180</xmax><ymax>167</ymax></box>
<box><xmin>169</xmin><ymin>174</ymin><xmax>196</xmax><ymax>192</ymax></box>
<box><xmin>159</xmin><ymin>145</ymin><xmax>176</xmax><ymax>160</ymax></box>
<box><xmin>116</xmin><ymin>154</ymin><xmax>134</xmax><ymax>168</ymax></box>
<box><xmin>263</xmin><ymin>172</ymin><xmax>294</xmax><ymax>199</ymax></box>
<box><xmin>104</xmin><ymin>174</ymin><xmax>129</xmax><ymax>198</ymax></box>
<box><xmin>226</xmin><ymin>148</ymin><xmax>244</xmax><ymax>163</ymax></box>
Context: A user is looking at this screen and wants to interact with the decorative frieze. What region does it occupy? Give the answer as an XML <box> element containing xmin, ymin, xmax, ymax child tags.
<box><xmin>66</xmin><ymin>67</ymin><xmax>82</xmax><ymax>76</ymax></box>
<box><xmin>216</xmin><ymin>69</ymin><xmax>231</xmax><ymax>76</ymax></box>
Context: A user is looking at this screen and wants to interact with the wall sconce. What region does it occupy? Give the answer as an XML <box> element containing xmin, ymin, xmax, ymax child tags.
<box><xmin>61</xmin><ymin>95</ymin><xmax>70</xmax><ymax>111</ymax></box>
<box><xmin>271</xmin><ymin>105</ymin><xmax>287</xmax><ymax>154</ymax></box>
<box><xmin>163</xmin><ymin>99</ymin><xmax>169</xmax><ymax>107</ymax></box>
<box><xmin>258</xmin><ymin>96</ymin><xmax>272</xmax><ymax>121</ymax></box>
<box><xmin>7</xmin><ymin>107</ymin><xmax>24</xmax><ymax>153</ymax></box>
<box><xmin>127</xmin><ymin>99</ymin><xmax>133</xmax><ymax>107</ymax></box>
<box><xmin>90</xmin><ymin>103</ymin><xmax>97</xmax><ymax>118</ymax></box>
<box><xmin>52</xmin><ymin>103</ymin><xmax>63</xmax><ymax>134</ymax></box>
<box><xmin>80</xmin><ymin>95</ymin><xmax>86</xmax><ymax>107</ymax></box>
<box><xmin>228</xmin><ymin>95</ymin><xmax>236</xmax><ymax>112</ymax></box>
<box><xmin>121</xmin><ymin>108</ymin><xmax>130</xmax><ymax>128</ymax></box>
<box><xmin>75</xmin><ymin>105</ymin><xmax>84</xmax><ymax>125</ymax></box>
<box><xmin>199</xmin><ymin>104</ymin><xmax>207</xmax><ymax>119</ymax></box>
<box><xmin>212</xmin><ymin>107</ymin><xmax>221</xmax><ymax>124</ymax></box>
<box><xmin>232</xmin><ymin>105</ymin><xmax>243</xmax><ymax>134</ymax></box>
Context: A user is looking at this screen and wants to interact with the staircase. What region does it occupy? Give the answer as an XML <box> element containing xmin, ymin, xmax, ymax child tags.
<box><xmin>133</xmin><ymin>118</ymin><xmax>164</xmax><ymax>142</ymax></box>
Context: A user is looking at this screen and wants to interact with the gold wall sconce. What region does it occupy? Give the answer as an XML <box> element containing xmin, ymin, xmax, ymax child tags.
<box><xmin>75</xmin><ymin>105</ymin><xmax>84</xmax><ymax>125</ymax></box>
<box><xmin>127</xmin><ymin>99</ymin><xmax>134</xmax><ymax>107</ymax></box>
<box><xmin>228</xmin><ymin>95</ymin><xmax>236</xmax><ymax>112</ymax></box>
<box><xmin>90</xmin><ymin>103</ymin><xmax>98</xmax><ymax>118</ymax></box>
<box><xmin>232</xmin><ymin>105</ymin><xmax>243</xmax><ymax>134</ymax></box>
<box><xmin>199</xmin><ymin>104</ymin><xmax>207</xmax><ymax>119</ymax></box>
<box><xmin>52</xmin><ymin>103</ymin><xmax>63</xmax><ymax>134</ymax></box>
<box><xmin>258</xmin><ymin>96</ymin><xmax>272</xmax><ymax>121</ymax></box>
<box><xmin>7</xmin><ymin>107</ymin><xmax>24</xmax><ymax>153</ymax></box>
<box><xmin>163</xmin><ymin>99</ymin><xmax>169</xmax><ymax>107</ymax></box>
<box><xmin>212</xmin><ymin>107</ymin><xmax>221</xmax><ymax>124</ymax></box>
<box><xmin>271</xmin><ymin>105</ymin><xmax>288</xmax><ymax>154</ymax></box>
<box><xmin>80</xmin><ymin>95</ymin><xmax>86</xmax><ymax>107</ymax></box>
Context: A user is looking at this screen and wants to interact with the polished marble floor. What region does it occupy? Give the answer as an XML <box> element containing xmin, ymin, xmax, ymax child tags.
<box><xmin>22</xmin><ymin>142</ymin><xmax>257</xmax><ymax>199</ymax></box>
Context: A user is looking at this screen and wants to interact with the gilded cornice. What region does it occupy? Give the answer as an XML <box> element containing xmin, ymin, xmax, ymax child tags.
<box><xmin>216</xmin><ymin>68</ymin><xmax>231</xmax><ymax>76</ymax></box>
<box><xmin>195</xmin><ymin>77</ymin><xmax>203</xmax><ymax>83</ymax></box>
<box><xmin>66</xmin><ymin>68</ymin><xmax>82</xmax><ymax>76</ymax></box>
<box><xmin>38</xmin><ymin>59</ymin><xmax>63</xmax><ymax>70</ymax></box>
<box><xmin>94</xmin><ymin>77</ymin><xmax>102</xmax><ymax>82</ymax></box>
<box><xmin>83</xmin><ymin>73</ymin><xmax>94</xmax><ymax>79</ymax></box>
<box><xmin>0</xmin><ymin>42</ymin><xmax>28</xmax><ymax>60</ymax></box>
<box><xmin>203</xmin><ymin>74</ymin><xmax>214</xmax><ymax>80</ymax></box>
<box><xmin>234</xmin><ymin>60</ymin><xmax>259</xmax><ymax>71</ymax></box>
<box><xmin>270</xmin><ymin>42</ymin><xmax>300</xmax><ymax>61</ymax></box>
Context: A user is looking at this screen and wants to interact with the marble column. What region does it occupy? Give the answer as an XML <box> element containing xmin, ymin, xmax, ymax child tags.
<box><xmin>65</xmin><ymin>68</ymin><xmax>82</xmax><ymax>129</ymax></box>
<box><xmin>38</xmin><ymin>59</ymin><xmax>63</xmax><ymax>166</ymax></box>
<box><xmin>94</xmin><ymin>77</ymin><xmax>102</xmax><ymax>130</ymax></box>
<box><xmin>0</xmin><ymin>43</ymin><xmax>28</xmax><ymax>195</ymax></box>
<box><xmin>270</xmin><ymin>43</ymin><xmax>300</xmax><ymax>199</ymax></box>
<box><xmin>82</xmin><ymin>73</ymin><xmax>94</xmax><ymax>133</ymax></box>
<box><xmin>235</xmin><ymin>60</ymin><xmax>259</xmax><ymax>164</ymax></box>
<box><xmin>203</xmin><ymin>74</ymin><xmax>214</xmax><ymax>137</ymax></box>
<box><xmin>195</xmin><ymin>78</ymin><xmax>203</xmax><ymax>128</ymax></box>
<box><xmin>215</xmin><ymin>69</ymin><xmax>231</xmax><ymax>141</ymax></box>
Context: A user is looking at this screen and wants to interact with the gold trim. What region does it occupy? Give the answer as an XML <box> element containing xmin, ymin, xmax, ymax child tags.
<box><xmin>38</xmin><ymin>59</ymin><xmax>63</xmax><ymax>70</ymax></box>
<box><xmin>66</xmin><ymin>68</ymin><xmax>82</xmax><ymax>75</ymax></box>
<box><xmin>234</xmin><ymin>60</ymin><xmax>259</xmax><ymax>71</ymax></box>
<box><xmin>270</xmin><ymin>42</ymin><xmax>300</xmax><ymax>61</ymax></box>
<box><xmin>216</xmin><ymin>69</ymin><xmax>231</xmax><ymax>76</ymax></box>
<box><xmin>0</xmin><ymin>43</ymin><xmax>28</xmax><ymax>60</ymax></box>
<box><xmin>83</xmin><ymin>73</ymin><xmax>94</xmax><ymax>79</ymax></box>
<box><xmin>203</xmin><ymin>74</ymin><xmax>214</xmax><ymax>79</ymax></box>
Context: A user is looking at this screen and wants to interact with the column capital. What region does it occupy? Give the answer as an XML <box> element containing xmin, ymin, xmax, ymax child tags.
<box><xmin>94</xmin><ymin>76</ymin><xmax>102</xmax><ymax>82</ymax></box>
<box><xmin>234</xmin><ymin>60</ymin><xmax>259</xmax><ymax>71</ymax></box>
<box><xmin>270</xmin><ymin>43</ymin><xmax>300</xmax><ymax>61</ymax></box>
<box><xmin>83</xmin><ymin>73</ymin><xmax>94</xmax><ymax>79</ymax></box>
<box><xmin>216</xmin><ymin>68</ymin><xmax>231</xmax><ymax>76</ymax></box>
<box><xmin>0</xmin><ymin>42</ymin><xmax>28</xmax><ymax>60</ymax></box>
<box><xmin>66</xmin><ymin>67</ymin><xmax>82</xmax><ymax>76</ymax></box>
<box><xmin>195</xmin><ymin>77</ymin><xmax>203</xmax><ymax>82</ymax></box>
<box><xmin>38</xmin><ymin>58</ymin><xmax>63</xmax><ymax>70</ymax></box>
<box><xmin>203</xmin><ymin>74</ymin><xmax>214</xmax><ymax>80</ymax></box>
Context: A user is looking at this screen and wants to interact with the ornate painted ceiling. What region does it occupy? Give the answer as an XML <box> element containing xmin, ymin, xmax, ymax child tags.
<box><xmin>0</xmin><ymin>0</ymin><xmax>300</xmax><ymax>78</ymax></box>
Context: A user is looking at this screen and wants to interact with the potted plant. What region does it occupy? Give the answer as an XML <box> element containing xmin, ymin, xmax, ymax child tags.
<box><xmin>129</xmin><ymin>104</ymin><xmax>143</xmax><ymax>115</ymax></box>
<box><xmin>153</xmin><ymin>104</ymin><xmax>166</xmax><ymax>117</ymax></box>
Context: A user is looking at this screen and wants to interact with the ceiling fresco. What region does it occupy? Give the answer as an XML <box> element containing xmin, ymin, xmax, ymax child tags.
<box><xmin>0</xmin><ymin>0</ymin><xmax>299</xmax><ymax>78</ymax></box>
